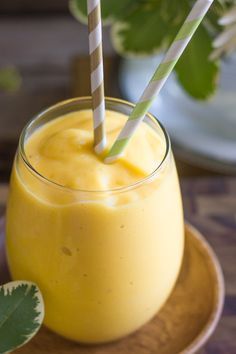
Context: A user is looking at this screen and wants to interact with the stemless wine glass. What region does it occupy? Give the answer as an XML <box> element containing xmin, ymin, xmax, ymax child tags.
<box><xmin>6</xmin><ymin>97</ymin><xmax>184</xmax><ymax>343</ymax></box>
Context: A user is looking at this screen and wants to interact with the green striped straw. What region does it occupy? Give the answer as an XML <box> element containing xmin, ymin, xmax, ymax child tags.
<box><xmin>105</xmin><ymin>0</ymin><xmax>214</xmax><ymax>163</ymax></box>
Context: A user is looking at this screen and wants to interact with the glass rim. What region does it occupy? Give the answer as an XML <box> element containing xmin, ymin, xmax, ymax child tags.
<box><xmin>19</xmin><ymin>96</ymin><xmax>171</xmax><ymax>195</ymax></box>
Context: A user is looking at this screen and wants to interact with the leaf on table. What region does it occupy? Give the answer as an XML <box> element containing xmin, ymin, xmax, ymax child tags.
<box><xmin>175</xmin><ymin>25</ymin><xmax>219</xmax><ymax>100</ymax></box>
<box><xmin>0</xmin><ymin>281</ymin><xmax>44</xmax><ymax>354</ymax></box>
<box><xmin>0</xmin><ymin>67</ymin><xmax>21</xmax><ymax>93</ymax></box>
<box><xmin>69</xmin><ymin>0</ymin><xmax>136</xmax><ymax>25</ymax></box>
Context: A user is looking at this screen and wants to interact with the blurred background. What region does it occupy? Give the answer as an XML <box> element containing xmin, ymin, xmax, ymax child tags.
<box><xmin>1</xmin><ymin>0</ymin><xmax>236</xmax><ymax>181</ymax></box>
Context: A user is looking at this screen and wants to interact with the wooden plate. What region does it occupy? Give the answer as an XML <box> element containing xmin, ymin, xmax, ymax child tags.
<box><xmin>0</xmin><ymin>221</ymin><xmax>224</xmax><ymax>354</ymax></box>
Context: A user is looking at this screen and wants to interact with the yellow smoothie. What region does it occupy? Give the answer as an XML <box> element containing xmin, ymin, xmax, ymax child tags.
<box><xmin>6</xmin><ymin>99</ymin><xmax>184</xmax><ymax>343</ymax></box>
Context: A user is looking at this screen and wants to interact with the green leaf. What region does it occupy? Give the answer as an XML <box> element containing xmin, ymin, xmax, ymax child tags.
<box><xmin>110</xmin><ymin>0</ymin><xmax>194</xmax><ymax>56</ymax></box>
<box><xmin>69</xmin><ymin>0</ymin><xmax>136</xmax><ymax>24</ymax></box>
<box><xmin>175</xmin><ymin>25</ymin><xmax>219</xmax><ymax>99</ymax></box>
<box><xmin>0</xmin><ymin>67</ymin><xmax>21</xmax><ymax>93</ymax></box>
<box><xmin>0</xmin><ymin>281</ymin><xmax>44</xmax><ymax>354</ymax></box>
<box><xmin>111</xmin><ymin>3</ymin><xmax>169</xmax><ymax>56</ymax></box>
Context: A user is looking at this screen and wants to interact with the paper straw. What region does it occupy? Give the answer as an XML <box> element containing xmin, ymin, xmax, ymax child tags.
<box><xmin>105</xmin><ymin>0</ymin><xmax>214</xmax><ymax>163</ymax></box>
<box><xmin>87</xmin><ymin>0</ymin><xmax>106</xmax><ymax>154</ymax></box>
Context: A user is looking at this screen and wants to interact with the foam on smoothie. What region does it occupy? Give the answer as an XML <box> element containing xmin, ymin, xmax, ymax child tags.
<box><xmin>25</xmin><ymin>110</ymin><xmax>166</xmax><ymax>191</ymax></box>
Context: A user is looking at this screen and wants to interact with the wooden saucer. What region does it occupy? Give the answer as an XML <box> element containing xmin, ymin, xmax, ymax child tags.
<box><xmin>0</xmin><ymin>222</ymin><xmax>224</xmax><ymax>354</ymax></box>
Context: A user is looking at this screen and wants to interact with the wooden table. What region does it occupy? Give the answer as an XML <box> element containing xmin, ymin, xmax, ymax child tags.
<box><xmin>0</xmin><ymin>178</ymin><xmax>236</xmax><ymax>353</ymax></box>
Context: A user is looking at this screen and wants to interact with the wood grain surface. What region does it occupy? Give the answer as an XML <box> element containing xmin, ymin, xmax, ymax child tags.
<box><xmin>0</xmin><ymin>178</ymin><xmax>235</xmax><ymax>353</ymax></box>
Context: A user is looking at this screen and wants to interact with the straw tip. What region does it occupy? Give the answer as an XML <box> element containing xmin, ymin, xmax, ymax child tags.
<box><xmin>94</xmin><ymin>139</ymin><xmax>106</xmax><ymax>155</ymax></box>
<box><xmin>104</xmin><ymin>156</ymin><xmax>118</xmax><ymax>164</ymax></box>
<box><xmin>104</xmin><ymin>152</ymin><xmax>124</xmax><ymax>164</ymax></box>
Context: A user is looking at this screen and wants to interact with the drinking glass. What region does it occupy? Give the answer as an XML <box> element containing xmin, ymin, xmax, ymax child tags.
<box><xmin>6</xmin><ymin>97</ymin><xmax>184</xmax><ymax>343</ymax></box>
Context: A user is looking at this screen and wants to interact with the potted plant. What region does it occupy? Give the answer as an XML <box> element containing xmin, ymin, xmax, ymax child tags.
<box><xmin>70</xmin><ymin>0</ymin><xmax>236</xmax><ymax>173</ymax></box>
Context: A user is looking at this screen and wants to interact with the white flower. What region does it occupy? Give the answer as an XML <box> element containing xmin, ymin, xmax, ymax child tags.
<box><xmin>210</xmin><ymin>5</ymin><xmax>236</xmax><ymax>60</ymax></box>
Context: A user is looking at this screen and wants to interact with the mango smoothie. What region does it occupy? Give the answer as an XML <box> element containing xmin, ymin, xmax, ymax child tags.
<box><xmin>6</xmin><ymin>98</ymin><xmax>184</xmax><ymax>343</ymax></box>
